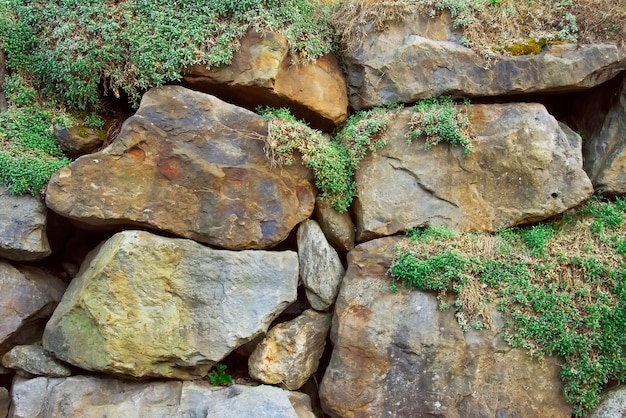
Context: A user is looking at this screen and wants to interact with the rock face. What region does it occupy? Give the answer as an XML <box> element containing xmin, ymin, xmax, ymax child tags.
<box><xmin>0</xmin><ymin>262</ymin><xmax>66</xmax><ymax>355</ymax></box>
<box><xmin>343</xmin><ymin>10</ymin><xmax>626</xmax><ymax>109</ymax></box>
<box><xmin>184</xmin><ymin>30</ymin><xmax>348</xmax><ymax>130</ymax></box>
<box><xmin>249</xmin><ymin>309</ymin><xmax>332</xmax><ymax>390</ymax></box>
<box><xmin>314</xmin><ymin>197</ymin><xmax>355</xmax><ymax>252</ymax></box>
<box><xmin>354</xmin><ymin>103</ymin><xmax>594</xmax><ymax>240</ymax></box>
<box><xmin>8</xmin><ymin>376</ymin><xmax>312</xmax><ymax>418</ymax></box>
<box><xmin>319</xmin><ymin>237</ymin><xmax>572</xmax><ymax>417</ymax></box>
<box><xmin>590</xmin><ymin>386</ymin><xmax>626</xmax><ymax>418</ymax></box>
<box><xmin>2</xmin><ymin>345</ymin><xmax>71</xmax><ymax>378</ymax></box>
<box><xmin>43</xmin><ymin>230</ymin><xmax>299</xmax><ymax>379</ymax></box>
<box><xmin>297</xmin><ymin>220</ymin><xmax>345</xmax><ymax>311</ymax></box>
<box><xmin>0</xmin><ymin>185</ymin><xmax>50</xmax><ymax>261</ymax></box>
<box><xmin>46</xmin><ymin>86</ymin><xmax>316</xmax><ymax>250</ymax></box>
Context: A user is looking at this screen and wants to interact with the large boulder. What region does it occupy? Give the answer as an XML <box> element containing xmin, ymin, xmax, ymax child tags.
<box><xmin>343</xmin><ymin>10</ymin><xmax>626</xmax><ymax>109</ymax></box>
<box><xmin>8</xmin><ymin>376</ymin><xmax>313</xmax><ymax>418</ymax></box>
<box><xmin>354</xmin><ymin>103</ymin><xmax>593</xmax><ymax>241</ymax></box>
<box><xmin>0</xmin><ymin>185</ymin><xmax>50</xmax><ymax>261</ymax></box>
<box><xmin>319</xmin><ymin>237</ymin><xmax>572</xmax><ymax>417</ymax></box>
<box><xmin>43</xmin><ymin>230</ymin><xmax>299</xmax><ymax>379</ymax></box>
<box><xmin>46</xmin><ymin>86</ymin><xmax>316</xmax><ymax>250</ymax></box>
<box><xmin>184</xmin><ymin>30</ymin><xmax>348</xmax><ymax>131</ymax></box>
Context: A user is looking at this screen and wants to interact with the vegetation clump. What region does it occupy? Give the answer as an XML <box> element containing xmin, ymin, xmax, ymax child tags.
<box><xmin>390</xmin><ymin>197</ymin><xmax>626</xmax><ymax>416</ymax></box>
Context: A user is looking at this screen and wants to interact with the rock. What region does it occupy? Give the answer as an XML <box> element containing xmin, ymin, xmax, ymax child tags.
<box><xmin>8</xmin><ymin>376</ymin><xmax>313</xmax><ymax>418</ymax></box>
<box><xmin>343</xmin><ymin>10</ymin><xmax>626</xmax><ymax>109</ymax></box>
<box><xmin>287</xmin><ymin>392</ymin><xmax>317</xmax><ymax>418</ymax></box>
<box><xmin>184</xmin><ymin>30</ymin><xmax>348</xmax><ymax>131</ymax></box>
<box><xmin>297</xmin><ymin>220</ymin><xmax>345</xmax><ymax>310</ymax></box>
<box><xmin>46</xmin><ymin>85</ymin><xmax>316</xmax><ymax>250</ymax></box>
<box><xmin>249</xmin><ymin>309</ymin><xmax>332</xmax><ymax>390</ymax></box>
<box><xmin>319</xmin><ymin>237</ymin><xmax>572</xmax><ymax>417</ymax></box>
<box><xmin>314</xmin><ymin>197</ymin><xmax>355</xmax><ymax>251</ymax></box>
<box><xmin>0</xmin><ymin>185</ymin><xmax>51</xmax><ymax>261</ymax></box>
<box><xmin>53</xmin><ymin>125</ymin><xmax>105</xmax><ymax>158</ymax></box>
<box><xmin>0</xmin><ymin>262</ymin><xmax>66</xmax><ymax>355</ymax></box>
<box><xmin>589</xmin><ymin>386</ymin><xmax>626</xmax><ymax>418</ymax></box>
<box><xmin>43</xmin><ymin>230</ymin><xmax>299</xmax><ymax>379</ymax></box>
<box><xmin>354</xmin><ymin>103</ymin><xmax>594</xmax><ymax>240</ymax></box>
<box><xmin>2</xmin><ymin>345</ymin><xmax>71</xmax><ymax>378</ymax></box>
<box><xmin>0</xmin><ymin>387</ymin><xmax>8</xmax><ymax>418</ymax></box>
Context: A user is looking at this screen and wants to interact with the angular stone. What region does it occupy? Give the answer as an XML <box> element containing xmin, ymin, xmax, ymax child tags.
<box><xmin>0</xmin><ymin>262</ymin><xmax>66</xmax><ymax>355</ymax></box>
<box><xmin>184</xmin><ymin>31</ymin><xmax>348</xmax><ymax>130</ymax></box>
<box><xmin>354</xmin><ymin>104</ymin><xmax>594</xmax><ymax>240</ymax></box>
<box><xmin>9</xmin><ymin>376</ymin><xmax>312</xmax><ymax>418</ymax></box>
<box><xmin>0</xmin><ymin>185</ymin><xmax>50</xmax><ymax>262</ymax></box>
<box><xmin>314</xmin><ymin>197</ymin><xmax>355</xmax><ymax>252</ymax></box>
<box><xmin>43</xmin><ymin>230</ymin><xmax>299</xmax><ymax>379</ymax></box>
<box><xmin>54</xmin><ymin>125</ymin><xmax>105</xmax><ymax>158</ymax></box>
<box><xmin>46</xmin><ymin>86</ymin><xmax>316</xmax><ymax>250</ymax></box>
<box><xmin>249</xmin><ymin>309</ymin><xmax>332</xmax><ymax>390</ymax></box>
<box><xmin>2</xmin><ymin>345</ymin><xmax>71</xmax><ymax>378</ymax></box>
<box><xmin>0</xmin><ymin>387</ymin><xmax>8</xmax><ymax>418</ymax></box>
<box><xmin>297</xmin><ymin>220</ymin><xmax>345</xmax><ymax>311</ymax></box>
<box><xmin>590</xmin><ymin>386</ymin><xmax>626</xmax><ymax>418</ymax></box>
<box><xmin>343</xmin><ymin>10</ymin><xmax>626</xmax><ymax>109</ymax></box>
<box><xmin>319</xmin><ymin>238</ymin><xmax>572</xmax><ymax>417</ymax></box>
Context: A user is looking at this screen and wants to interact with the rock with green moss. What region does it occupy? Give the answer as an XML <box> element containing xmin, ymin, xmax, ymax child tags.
<box><xmin>43</xmin><ymin>230</ymin><xmax>299</xmax><ymax>379</ymax></box>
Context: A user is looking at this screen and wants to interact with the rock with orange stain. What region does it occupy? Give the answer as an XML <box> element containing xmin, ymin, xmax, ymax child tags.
<box><xmin>353</xmin><ymin>103</ymin><xmax>593</xmax><ymax>241</ymax></box>
<box><xmin>45</xmin><ymin>85</ymin><xmax>316</xmax><ymax>250</ymax></box>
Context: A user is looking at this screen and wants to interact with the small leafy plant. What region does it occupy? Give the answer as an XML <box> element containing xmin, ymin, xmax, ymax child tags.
<box><xmin>207</xmin><ymin>362</ymin><xmax>233</xmax><ymax>386</ymax></box>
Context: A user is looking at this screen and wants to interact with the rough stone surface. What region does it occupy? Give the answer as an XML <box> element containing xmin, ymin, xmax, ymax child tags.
<box><xmin>8</xmin><ymin>376</ymin><xmax>312</xmax><ymax>418</ymax></box>
<box><xmin>319</xmin><ymin>237</ymin><xmax>572</xmax><ymax>418</ymax></box>
<box><xmin>53</xmin><ymin>125</ymin><xmax>105</xmax><ymax>158</ymax></box>
<box><xmin>590</xmin><ymin>386</ymin><xmax>626</xmax><ymax>418</ymax></box>
<box><xmin>297</xmin><ymin>220</ymin><xmax>345</xmax><ymax>311</ymax></box>
<box><xmin>1</xmin><ymin>345</ymin><xmax>71</xmax><ymax>378</ymax></box>
<box><xmin>0</xmin><ymin>387</ymin><xmax>8</xmax><ymax>418</ymax></box>
<box><xmin>0</xmin><ymin>185</ymin><xmax>50</xmax><ymax>261</ymax></box>
<box><xmin>314</xmin><ymin>197</ymin><xmax>355</xmax><ymax>252</ymax></box>
<box><xmin>343</xmin><ymin>10</ymin><xmax>626</xmax><ymax>109</ymax></box>
<box><xmin>0</xmin><ymin>262</ymin><xmax>66</xmax><ymax>355</ymax></box>
<box><xmin>249</xmin><ymin>309</ymin><xmax>332</xmax><ymax>390</ymax></box>
<box><xmin>46</xmin><ymin>85</ymin><xmax>316</xmax><ymax>250</ymax></box>
<box><xmin>354</xmin><ymin>103</ymin><xmax>594</xmax><ymax>240</ymax></box>
<box><xmin>184</xmin><ymin>30</ymin><xmax>348</xmax><ymax>130</ymax></box>
<box><xmin>43</xmin><ymin>230</ymin><xmax>299</xmax><ymax>379</ymax></box>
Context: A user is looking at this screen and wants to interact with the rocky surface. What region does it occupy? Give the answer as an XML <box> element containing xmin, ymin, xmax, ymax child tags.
<box><xmin>249</xmin><ymin>309</ymin><xmax>332</xmax><ymax>390</ymax></box>
<box><xmin>343</xmin><ymin>10</ymin><xmax>626</xmax><ymax>109</ymax></box>
<box><xmin>0</xmin><ymin>262</ymin><xmax>66</xmax><ymax>356</ymax></box>
<box><xmin>297</xmin><ymin>220</ymin><xmax>345</xmax><ymax>311</ymax></box>
<box><xmin>53</xmin><ymin>125</ymin><xmax>105</xmax><ymax>158</ymax></box>
<box><xmin>43</xmin><ymin>230</ymin><xmax>299</xmax><ymax>379</ymax></box>
<box><xmin>314</xmin><ymin>197</ymin><xmax>355</xmax><ymax>252</ymax></box>
<box><xmin>319</xmin><ymin>237</ymin><xmax>572</xmax><ymax>417</ymax></box>
<box><xmin>0</xmin><ymin>387</ymin><xmax>8</xmax><ymax>418</ymax></box>
<box><xmin>354</xmin><ymin>103</ymin><xmax>594</xmax><ymax>240</ymax></box>
<box><xmin>46</xmin><ymin>86</ymin><xmax>316</xmax><ymax>250</ymax></box>
<box><xmin>1</xmin><ymin>345</ymin><xmax>71</xmax><ymax>378</ymax></box>
<box><xmin>590</xmin><ymin>386</ymin><xmax>626</xmax><ymax>418</ymax></box>
<box><xmin>184</xmin><ymin>30</ymin><xmax>348</xmax><ymax>131</ymax></box>
<box><xmin>8</xmin><ymin>376</ymin><xmax>313</xmax><ymax>418</ymax></box>
<box><xmin>0</xmin><ymin>185</ymin><xmax>50</xmax><ymax>262</ymax></box>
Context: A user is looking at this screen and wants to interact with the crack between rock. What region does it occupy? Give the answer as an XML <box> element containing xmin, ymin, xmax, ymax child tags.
<box><xmin>389</xmin><ymin>162</ymin><xmax>459</xmax><ymax>209</ymax></box>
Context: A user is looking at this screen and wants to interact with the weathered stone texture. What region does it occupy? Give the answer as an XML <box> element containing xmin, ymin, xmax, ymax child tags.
<box><xmin>314</xmin><ymin>197</ymin><xmax>355</xmax><ymax>252</ymax></box>
<box><xmin>1</xmin><ymin>345</ymin><xmax>71</xmax><ymax>378</ymax></box>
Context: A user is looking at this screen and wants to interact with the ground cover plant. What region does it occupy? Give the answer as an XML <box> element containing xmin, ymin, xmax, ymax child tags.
<box><xmin>390</xmin><ymin>197</ymin><xmax>626</xmax><ymax>416</ymax></box>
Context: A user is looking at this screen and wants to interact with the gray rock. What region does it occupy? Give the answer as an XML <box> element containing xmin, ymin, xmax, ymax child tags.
<box><xmin>0</xmin><ymin>185</ymin><xmax>50</xmax><ymax>261</ymax></box>
<box><xmin>314</xmin><ymin>197</ymin><xmax>355</xmax><ymax>252</ymax></box>
<box><xmin>8</xmin><ymin>376</ymin><xmax>312</xmax><ymax>418</ymax></box>
<box><xmin>249</xmin><ymin>309</ymin><xmax>332</xmax><ymax>390</ymax></box>
<box><xmin>0</xmin><ymin>387</ymin><xmax>8</xmax><ymax>418</ymax></box>
<box><xmin>297</xmin><ymin>220</ymin><xmax>345</xmax><ymax>311</ymax></box>
<box><xmin>43</xmin><ymin>230</ymin><xmax>299</xmax><ymax>379</ymax></box>
<box><xmin>319</xmin><ymin>237</ymin><xmax>572</xmax><ymax>417</ymax></box>
<box><xmin>2</xmin><ymin>345</ymin><xmax>71</xmax><ymax>378</ymax></box>
<box><xmin>589</xmin><ymin>386</ymin><xmax>626</xmax><ymax>418</ymax></box>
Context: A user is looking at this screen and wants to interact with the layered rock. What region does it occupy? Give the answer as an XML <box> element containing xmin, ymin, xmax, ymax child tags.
<box><xmin>2</xmin><ymin>345</ymin><xmax>71</xmax><ymax>378</ymax></box>
<box><xmin>343</xmin><ymin>10</ymin><xmax>626</xmax><ymax>109</ymax></box>
<box><xmin>46</xmin><ymin>86</ymin><xmax>316</xmax><ymax>250</ymax></box>
<box><xmin>319</xmin><ymin>237</ymin><xmax>572</xmax><ymax>417</ymax></box>
<box><xmin>43</xmin><ymin>230</ymin><xmax>299</xmax><ymax>379</ymax></box>
<box><xmin>249</xmin><ymin>309</ymin><xmax>332</xmax><ymax>390</ymax></box>
<box><xmin>9</xmin><ymin>376</ymin><xmax>313</xmax><ymax>418</ymax></box>
<box><xmin>354</xmin><ymin>103</ymin><xmax>593</xmax><ymax>240</ymax></box>
<box><xmin>184</xmin><ymin>31</ymin><xmax>348</xmax><ymax>130</ymax></box>
<box><xmin>0</xmin><ymin>185</ymin><xmax>50</xmax><ymax>261</ymax></box>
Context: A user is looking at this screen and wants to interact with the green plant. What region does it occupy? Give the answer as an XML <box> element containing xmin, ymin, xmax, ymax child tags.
<box><xmin>207</xmin><ymin>362</ymin><xmax>233</xmax><ymax>386</ymax></box>
<box><xmin>522</xmin><ymin>224</ymin><xmax>555</xmax><ymax>256</ymax></box>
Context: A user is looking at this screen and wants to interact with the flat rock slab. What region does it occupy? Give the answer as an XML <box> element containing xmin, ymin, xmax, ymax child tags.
<box><xmin>9</xmin><ymin>376</ymin><xmax>312</xmax><ymax>418</ymax></box>
<box><xmin>43</xmin><ymin>230</ymin><xmax>299</xmax><ymax>379</ymax></box>
<box><xmin>46</xmin><ymin>85</ymin><xmax>316</xmax><ymax>250</ymax></box>
<box><xmin>319</xmin><ymin>237</ymin><xmax>572</xmax><ymax>417</ymax></box>
<box><xmin>354</xmin><ymin>103</ymin><xmax>593</xmax><ymax>240</ymax></box>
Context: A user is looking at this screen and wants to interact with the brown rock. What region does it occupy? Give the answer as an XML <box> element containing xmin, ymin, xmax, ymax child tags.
<box><xmin>46</xmin><ymin>86</ymin><xmax>316</xmax><ymax>250</ymax></box>
<box><xmin>2</xmin><ymin>345</ymin><xmax>72</xmax><ymax>378</ymax></box>
<box><xmin>53</xmin><ymin>125</ymin><xmax>105</xmax><ymax>158</ymax></box>
<box><xmin>0</xmin><ymin>387</ymin><xmax>8</xmax><ymax>418</ymax></box>
<box><xmin>314</xmin><ymin>197</ymin><xmax>355</xmax><ymax>251</ymax></box>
